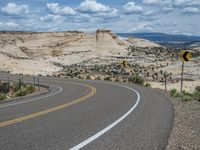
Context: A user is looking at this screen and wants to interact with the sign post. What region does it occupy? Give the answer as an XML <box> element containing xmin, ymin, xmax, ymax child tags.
<box><xmin>180</xmin><ymin>61</ymin><xmax>184</xmax><ymax>93</ymax></box>
<box><xmin>180</xmin><ymin>50</ymin><xmax>191</xmax><ymax>93</ymax></box>
<box><xmin>164</xmin><ymin>71</ymin><xmax>168</xmax><ymax>93</ymax></box>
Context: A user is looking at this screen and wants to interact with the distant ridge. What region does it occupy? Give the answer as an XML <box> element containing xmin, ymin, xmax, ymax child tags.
<box><xmin>117</xmin><ymin>33</ymin><xmax>200</xmax><ymax>43</ymax></box>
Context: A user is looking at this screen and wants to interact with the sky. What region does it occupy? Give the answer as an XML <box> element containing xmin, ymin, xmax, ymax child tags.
<box><xmin>0</xmin><ymin>0</ymin><xmax>200</xmax><ymax>35</ymax></box>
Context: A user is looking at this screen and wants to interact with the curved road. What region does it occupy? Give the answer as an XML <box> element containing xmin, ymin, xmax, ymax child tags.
<box><xmin>0</xmin><ymin>74</ymin><xmax>174</xmax><ymax>150</ymax></box>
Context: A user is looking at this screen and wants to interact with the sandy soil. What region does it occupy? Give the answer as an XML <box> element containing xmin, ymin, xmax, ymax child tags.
<box><xmin>167</xmin><ymin>96</ymin><xmax>200</xmax><ymax>150</ymax></box>
<box><xmin>148</xmin><ymin>80</ymin><xmax>200</xmax><ymax>93</ymax></box>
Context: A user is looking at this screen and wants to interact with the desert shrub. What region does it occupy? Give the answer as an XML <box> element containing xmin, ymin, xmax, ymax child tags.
<box><xmin>13</xmin><ymin>82</ymin><xmax>20</xmax><ymax>92</ymax></box>
<box><xmin>195</xmin><ymin>86</ymin><xmax>200</xmax><ymax>92</ymax></box>
<box><xmin>115</xmin><ymin>78</ymin><xmax>120</xmax><ymax>82</ymax></box>
<box><xmin>170</xmin><ymin>89</ymin><xmax>177</xmax><ymax>97</ymax></box>
<box><xmin>0</xmin><ymin>93</ymin><xmax>6</xmax><ymax>101</ymax></box>
<box><xmin>182</xmin><ymin>90</ymin><xmax>193</xmax><ymax>97</ymax></box>
<box><xmin>86</xmin><ymin>75</ymin><xmax>91</xmax><ymax>80</ymax></box>
<box><xmin>26</xmin><ymin>85</ymin><xmax>36</xmax><ymax>93</ymax></box>
<box><xmin>175</xmin><ymin>92</ymin><xmax>182</xmax><ymax>98</ymax></box>
<box><xmin>145</xmin><ymin>83</ymin><xmax>151</xmax><ymax>88</ymax></box>
<box><xmin>193</xmin><ymin>92</ymin><xmax>200</xmax><ymax>102</ymax></box>
<box><xmin>128</xmin><ymin>76</ymin><xmax>144</xmax><ymax>85</ymax></box>
<box><xmin>182</xmin><ymin>95</ymin><xmax>193</xmax><ymax>102</ymax></box>
<box><xmin>95</xmin><ymin>76</ymin><xmax>101</xmax><ymax>80</ymax></box>
<box><xmin>51</xmin><ymin>50</ymin><xmax>63</xmax><ymax>57</ymax></box>
<box><xmin>14</xmin><ymin>85</ymin><xmax>35</xmax><ymax>97</ymax></box>
<box><xmin>15</xmin><ymin>91</ymin><xmax>27</xmax><ymax>97</ymax></box>
<box><xmin>104</xmin><ymin>76</ymin><xmax>111</xmax><ymax>81</ymax></box>
<box><xmin>0</xmin><ymin>82</ymin><xmax>10</xmax><ymax>93</ymax></box>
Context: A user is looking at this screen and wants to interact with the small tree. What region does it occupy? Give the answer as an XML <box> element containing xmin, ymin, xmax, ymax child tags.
<box><xmin>128</xmin><ymin>76</ymin><xmax>144</xmax><ymax>85</ymax></box>
<box><xmin>0</xmin><ymin>82</ymin><xmax>10</xmax><ymax>93</ymax></box>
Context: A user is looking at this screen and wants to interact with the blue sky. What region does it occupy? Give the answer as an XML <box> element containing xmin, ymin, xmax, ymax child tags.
<box><xmin>0</xmin><ymin>0</ymin><xmax>200</xmax><ymax>35</ymax></box>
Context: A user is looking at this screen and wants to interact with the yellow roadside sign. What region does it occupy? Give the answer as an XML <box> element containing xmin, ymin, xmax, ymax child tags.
<box><xmin>121</xmin><ymin>61</ymin><xmax>128</xmax><ymax>67</ymax></box>
<box><xmin>181</xmin><ymin>50</ymin><xmax>190</xmax><ymax>62</ymax></box>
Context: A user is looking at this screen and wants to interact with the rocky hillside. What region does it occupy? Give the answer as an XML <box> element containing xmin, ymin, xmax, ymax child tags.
<box><xmin>0</xmin><ymin>30</ymin><xmax>161</xmax><ymax>75</ymax></box>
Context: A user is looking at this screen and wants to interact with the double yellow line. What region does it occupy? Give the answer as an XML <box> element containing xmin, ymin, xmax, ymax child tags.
<box><xmin>0</xmin><ymin>84</ymin><xmax>96</xmax><ymax>128</ymax></box>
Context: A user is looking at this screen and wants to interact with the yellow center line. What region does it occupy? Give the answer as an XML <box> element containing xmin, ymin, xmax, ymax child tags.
<box><xmin>0</xmin><ymin>84</ymin><xmax>96</xmax><ymax>128</ymax></box>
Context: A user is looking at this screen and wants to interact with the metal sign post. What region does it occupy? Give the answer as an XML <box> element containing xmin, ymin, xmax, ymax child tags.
<box><xmin>180</xmin><ymin>50</ymin><xmax>190</xmax><ymax>93</ymax></box>
<box><xmin>180</xmin><ymin>61</ymin><xmax>184</xmax><ymax>93</ymax></box>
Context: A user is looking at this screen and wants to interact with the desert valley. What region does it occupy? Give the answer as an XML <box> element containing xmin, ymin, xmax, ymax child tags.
<box><xmin>0</xmin><ymin>30</ymin><xmax>199</xmax><ymax>92</ymax></box>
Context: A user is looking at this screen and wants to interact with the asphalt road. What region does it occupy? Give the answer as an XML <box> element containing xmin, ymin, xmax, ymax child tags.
<box><xmin>0</xmin><ymin>73</ymin><xmax>174</xmax><ymax>150</ymax></box>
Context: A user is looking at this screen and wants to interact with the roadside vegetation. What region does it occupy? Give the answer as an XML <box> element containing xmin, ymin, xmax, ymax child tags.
<box><xmin>170</xmin><ymin>86</ymin><xmax>200</xmax><ymax>102</ymax></box>
<box><xmin>0</xmin><ymin>80</ymin><xmax>36</xmax><ymax>101</ymax></box>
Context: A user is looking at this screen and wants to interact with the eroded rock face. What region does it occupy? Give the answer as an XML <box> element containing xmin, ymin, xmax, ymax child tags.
<box><xmin>0</xmin><ymin>29</ymin><xmax>161</xmax><ymax>75</ymax></box>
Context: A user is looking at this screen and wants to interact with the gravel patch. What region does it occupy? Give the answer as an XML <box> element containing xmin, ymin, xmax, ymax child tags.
<box><xmin>166</xmin><ymin>97</ymin><xmax>200</xmax><ymax>150</ymax></box>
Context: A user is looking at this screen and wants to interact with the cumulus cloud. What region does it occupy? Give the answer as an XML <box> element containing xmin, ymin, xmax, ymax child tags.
<box><xmin>128</xmin><ymin>22</ymin><xmax>153</xmax><ymax>32</ymax></box>
<box><xmin>77</xmin><ymin>0</ymin><xmax>111</xmax><ymax>13</ymax></box>
<box><xmin>174</xmin><ymin>0</ymin><xmax>200</xmax><ymax>7</ymax></box>
<box><xmin>0</xmin><ymin>21</ymin><xmax>19</xmax><ymax>30</ymax></box>
<box><xmin>1</xmin><ymin>3</ymin><xmax>29</xmax><ymax>15</ymax></box>
<box><xmin>40</xmin><ymin>14</ymin><xmax>64</xmax><ymax>22</ymax></box>
<box><xmin>95</xmin><ymin>8</ymin><xmax>118</xmax><ymax>19</ymax></box>
<box><xmin>183</xmin><ymin>7</ymin><xmax>199</xmax><ymax>14</ymax></box>
<box><xmin>47</xmin><ymin>3</ymin><xmax>76</xmax><ymax>15</ymax></box>
<box><xmin>123</xmin><ymin>2</ymin><xmax>143</xmax><ymax>14</ymax></box>
<box><xmin>143</xmin><ymin>0</ymin><xmax>172</xmax><ymax>5</ymax></box>
<box><xmin>163</xmin><ymin>7</ymin><xmax>173</xmax><ymax>12</ymax></box>
<box><xmin>77</xmin><ymin>0</ymin><xmax>119</xmax><ymax>19</ymax></box>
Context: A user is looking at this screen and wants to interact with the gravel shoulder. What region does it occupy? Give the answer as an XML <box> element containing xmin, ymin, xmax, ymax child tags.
<box><xmin>166</xmin><ymin>95</ymin><xmax>200</xmax><ymax>150</ymax></box>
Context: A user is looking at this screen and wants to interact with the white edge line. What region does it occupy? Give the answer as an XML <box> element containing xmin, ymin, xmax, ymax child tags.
<box><xmin>0</xmin><ymin>81</ymin><xmax>93</xmax><ymax>108</ymax></box>
<box><xmin>70</xmin><ymin>83</ymin><xmax>140</xmax><ymax>150</ymax></box>
<box><xmin>0</xmin><ymin>85</ymin><xmax>63</xmax><ymax>108</ymax></box>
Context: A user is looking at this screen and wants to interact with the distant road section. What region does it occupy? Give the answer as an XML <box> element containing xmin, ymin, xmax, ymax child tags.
<box><xmin>0</xmin><ymin>73</ymin><xmax>173</xmax><ymax>150</ymax></box>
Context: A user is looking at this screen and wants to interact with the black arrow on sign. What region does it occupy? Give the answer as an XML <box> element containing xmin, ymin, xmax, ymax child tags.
<box><xmin>182</xmin><ymin>51</ymin><xmax>189</xmax><ymax>61</ymax></box>
<box><xmin>122</xmin><ymin>61</ymin><xmax>127</xmax><ymax>67</ymax></box>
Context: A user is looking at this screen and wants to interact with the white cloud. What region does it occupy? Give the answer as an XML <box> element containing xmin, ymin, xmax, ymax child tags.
<box><xmin>143</xmin><ymin>0</ymin><xmax>172</xmax><ymax>5</ymax></box>
<box><xmin>1</xmin><ymin>3</ymin><xmax>29</xmax><ymax>15</ymax></box>
<box><xmin>128</xmin><ymin>22</ymin><xmax>154</xmax><ymax>32</ymax></box>
<box><xmin>95</xmin><ymin>8</ymin><xmax>118</xmax><ymax>18</ymax></box>
<box><xmin>77</xmin><ymin>0</ymin><xmax>111</xmax><ymax>13</ymax></box>
<box><xmin>47</xmin><ymin>3</ymin><xmax>76</xmax><ymax>15</ymax></box>
<box><xmin>163</xmin><ymin>7</ymin><xmax>173</xmax><ymax>12</ymax></box>
<box><xmin>40</xmin><ymin>14</ymin><xmax>64</xmax><ymax>22</ymax></box>
<box><xmin>0</xmin><ymin>21</ymin><xmax>19</xmax><ymax>30</ymax></box>
<box><xmin>174</xmin><ymin>0</ymin><xmax>200</xmax><ymax>7</ymax></box>
<box><xmin>123</xmin><ymin>2</ymin><xmax>143</xmax><ymax>14</ymax></box>
<box><xmin>183</xmin><ymin>7</ymin><xmax>199</xmax><ymax>14</ymax></box>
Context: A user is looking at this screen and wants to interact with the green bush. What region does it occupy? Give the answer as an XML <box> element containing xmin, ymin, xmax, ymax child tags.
<box><xmin>104</xmin><ymin>76</ymin><xmax>111</xmax><ymax>81</ymax></box>
<box><xmin>195</xmin><ymin>86</ymin><xmax>200</xmax><ymax>92</ymax></box>
<box><xmin>0</xmin><ymin>82</ymin><xmax>10</xmax><ymax>93</ymax></box>
<box><xmin>115</xmin><ymin>78</ymin><xmax>120</xmax><ymax>82</ymax></box>
<box><xmin>95</xmin><ymin>76</ymin><xmax>101</xmax><ymax>80</ymax></box>
<box><xmin>182</xmin><ymin>90</ymin><xmax>193</xmax><ymax>97</ymax></box>
<box><xmin>182</xmin><ymin>95</ymin><xmax>193</xmax><ymax>102</ymax></box>
<box><xmin>193</xmin><ymin>92</ymin><xmax>200</xmax><ymax>102</ymax></box>
<box><xmin>0</xmin><ymin>93</ymin><xmax>6</xmax><ymax>101</ymax></box>
<box><xmin>86</xmin><ymin>75</ymin><xmax>91</xmax><ymax>80</ymax></box>
<box><xmin>175</xmin><ymin>92</ymin><xmax>182</xmax><ymax>98</ymax></box>
<box><xmin>145</xmin><ymin>83</ymin><xmax>151</xmax><ymax>88</ymax></box>
<box><xmin>26</xmin><ymin>85</ymin><xmax>35</xmax><ymax>93</ymax></box>
<box><xmin>15</xmin><ymin>90</ymin><xmax>28</xmax><ymax>97</ymax></box>
<box><xmin>14</xmin><ymin>85</ymin><xmax>35</xmax><ymax>97</ymax></box>
<box><xmin>13</xmin><ymin>82</ymin><xmax>20</xmax><ymax>92</ymax></box>
<box><xmin>128</xmin><ymin>76</ymin><xmax>144</xmax><ymax>85</ymax></box>
<box><xmin>170</xmin><ymin>89</ymin><xmax>177</xmax><ymax>97</ymax></box>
